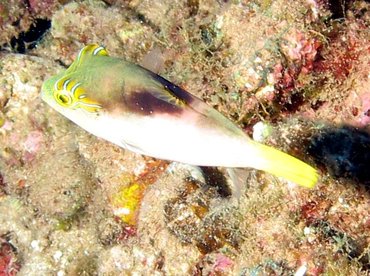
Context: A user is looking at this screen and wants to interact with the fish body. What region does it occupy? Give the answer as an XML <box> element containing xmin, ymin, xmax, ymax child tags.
<box><xmin>41</xmin><ymin>44</ymin><xmax>318</xmax><ymax>188</ymax></box>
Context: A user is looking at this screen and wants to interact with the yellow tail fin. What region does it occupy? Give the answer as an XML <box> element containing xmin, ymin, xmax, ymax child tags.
<box><xmin>251</xmin><ymin>141</ymin><xmax>319</xmax><ymax>188</ymax></box>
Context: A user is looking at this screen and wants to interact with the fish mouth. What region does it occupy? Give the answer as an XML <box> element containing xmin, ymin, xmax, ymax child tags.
<box><xmin>40</xmin><ymin>86</ymin><xmax>48</xmax><ymax>102</ymax></box>
<box><xmin>40</xmin><ymin>75</ymin><xmax>58</xmax><ymax>103</ymax></box>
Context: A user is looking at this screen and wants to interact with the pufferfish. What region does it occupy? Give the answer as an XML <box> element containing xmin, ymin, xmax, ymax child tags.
<box><xmin>41</xmin><ymin>44</ymin><xmax>318</xmax><ymax>189</ymax></box>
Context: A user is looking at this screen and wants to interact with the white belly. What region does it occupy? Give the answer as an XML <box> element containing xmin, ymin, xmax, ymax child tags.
<box><xmin>77</xmin><ymin>112</ymin><xmax>254</xmax><ymax>168</ymax></box>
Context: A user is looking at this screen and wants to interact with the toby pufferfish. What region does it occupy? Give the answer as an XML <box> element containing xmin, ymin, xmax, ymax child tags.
<box><xmin>41</xmin><ymin>44</ymin><xmax>319</xmax><ymax>189</ymax></box>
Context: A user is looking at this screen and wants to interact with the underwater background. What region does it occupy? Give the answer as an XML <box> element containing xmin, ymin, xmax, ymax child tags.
<box><xmin>0</xmin><ymin>0</ymin><xmax>370</xmax><ymax>275</ymax></box>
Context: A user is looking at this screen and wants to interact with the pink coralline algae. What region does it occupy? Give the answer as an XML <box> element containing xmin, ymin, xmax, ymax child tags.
<box><xmin>275</xmin><ymin>30</ymin><xmax>321</xmax><ymax>93</ymax></box>
<box><xmin>23</xmin><ymin>130</ymin><xmax>43</xmax><ymax>153</ymax></box>
<box><xmin>211</xmin><ymin>254</ymin><xmax>234</xmax><ymax>273</ymax></box>
<box><xmin>0</xmin><ymin>237</ymin><xmax>20</xmax><ymax>276</ymax></box>
<box><xmin>22</xmin><ymin>130</ymin><xmax>44</xmax><ymax>162</ymax></box>
<box><xmin>281</xmin><ymin>31</ymin><xmax>319</xmax><ymax>67</ymax></box>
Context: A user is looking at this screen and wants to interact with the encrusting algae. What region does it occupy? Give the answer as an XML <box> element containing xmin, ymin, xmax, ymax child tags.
<box><xmin>112</xmin><ymin>160</ymin><xmax>168</xmax><ymax>226</ymax></box>
<box><xmin>111</xmin><ymin>175</ymin><xmax>143</xmax><ymax>226</ymax></box>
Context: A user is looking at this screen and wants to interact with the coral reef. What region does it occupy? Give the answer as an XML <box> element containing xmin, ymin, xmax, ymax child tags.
<box><xmin>0</xmin><ymin>0</ymin><xmax>370</xmax><ymax>274</ymax></box>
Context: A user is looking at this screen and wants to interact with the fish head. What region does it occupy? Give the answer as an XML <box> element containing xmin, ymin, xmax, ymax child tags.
<box><xmin>40</xmin><ymin>44</ymin><xmax>113</xmax><ymax>124</ymax></box>
<box><xmin>41</xmin><ymin>70</ymin><xmax>103</xmax><ymax>111</ymax></box>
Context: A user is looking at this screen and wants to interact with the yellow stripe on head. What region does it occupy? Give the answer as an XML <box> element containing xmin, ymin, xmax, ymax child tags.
<box><xmin>77</xmin><ymin>44</ymin><xmax>109</xmax><ymax>62</ymax></box>
<box><xmin>64</xmin><ymin>44</ymin><xmax>109</xmax><ymax>75</ymax></box>
<box><xmin>53</xmin><ymin>76</ymin><xmax>102</xmax><ymax>113</ymax></box>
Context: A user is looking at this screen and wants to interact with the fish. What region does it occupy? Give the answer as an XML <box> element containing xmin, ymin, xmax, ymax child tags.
<box><xmin>41</xmin><ymin>44</ymin><xmax>319</xmax><ymax>190</ymax></box>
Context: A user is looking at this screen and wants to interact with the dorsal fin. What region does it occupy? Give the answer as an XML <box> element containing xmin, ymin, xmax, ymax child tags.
<box><xmin>65</xmin><ymin>44</ymin><xmax>109</xmax><ymax>74</ymax></box>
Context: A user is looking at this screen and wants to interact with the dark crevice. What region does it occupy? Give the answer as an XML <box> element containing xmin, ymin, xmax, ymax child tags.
<box><xmin>327</xmin><ymin>0</ymin><xmax>349</xmax><ymax>20</ymax></box>
<box><xmin>1</xmin><ymin>18</ymin><xmax>51</xmax><ymax>54</ymax></box>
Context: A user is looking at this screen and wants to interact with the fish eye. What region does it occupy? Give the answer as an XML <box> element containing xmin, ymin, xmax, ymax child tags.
<box><xmin>56</xmin><ymin>92</ymin><xmax>73</xmax><ymax>106</ymax></box>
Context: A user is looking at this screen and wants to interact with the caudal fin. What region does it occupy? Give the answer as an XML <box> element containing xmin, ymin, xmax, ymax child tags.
<box><xmin>250</xmin><ymin>141</ymin><xmax>319</xmax><ymax>188</ymax></box>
